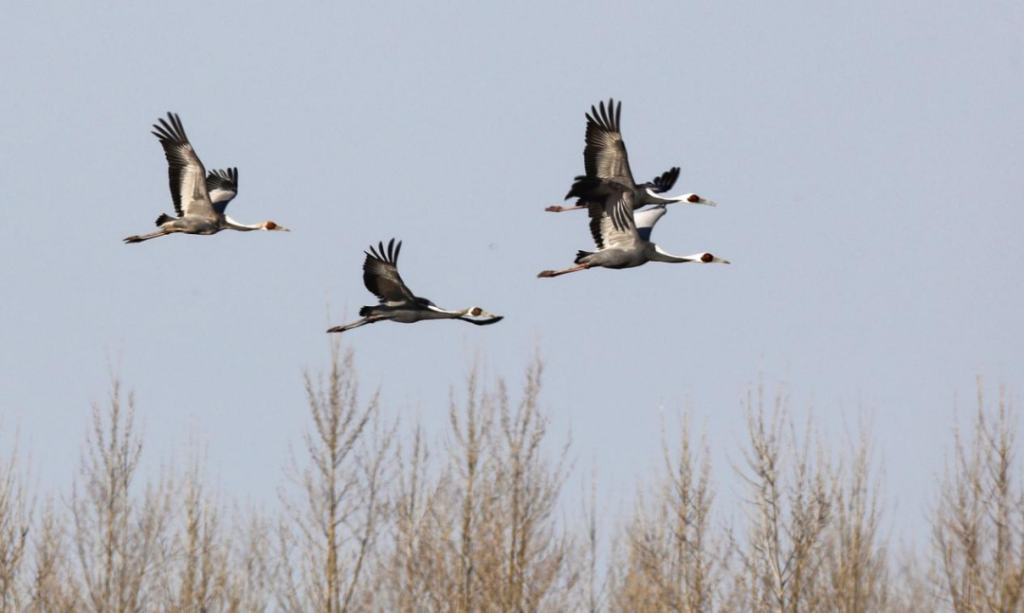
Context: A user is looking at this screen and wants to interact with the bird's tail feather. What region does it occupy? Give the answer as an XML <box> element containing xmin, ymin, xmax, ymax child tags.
<box><xmin>574</xmin><ymin>250</ymin><xmax>594</xmax><ymax>264</ymax></box>
<box><xmin>155</xmin><ymin>213</ymin><xmax>175</xmax><ymax>227</ymax></box>
<box><xmin>358</xmin><ymin>306</ymin><xmax>374</xmax><ymax>317</ymax></box>
<box><xmin>565</xmin><ymin>176</ymin><xmax>602</xmax><ymax>200</ymax></box>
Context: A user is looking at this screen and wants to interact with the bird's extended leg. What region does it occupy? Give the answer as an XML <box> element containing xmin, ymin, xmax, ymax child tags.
<box><xmin>544</xmin><ymin>204</ymin><xmax>587</xmax><ymax>213</ymax></box>
<box><xmin>326</xmin><ymin>316</ymin><xmax>383</xmax><ymax>334</ymax></box>
<box><xmin>537</xmin><ymin>263</ymin><xmax>592</xmax><ymax>278</ymax></box>
<box><xmin>123</xmin><ymin>230</ymin><xmax>171</xmax><ymax>244</ymax></box>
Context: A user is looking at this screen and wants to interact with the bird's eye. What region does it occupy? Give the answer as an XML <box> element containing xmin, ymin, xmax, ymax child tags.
<box><xmin>701</xmin><ymin>253</ymin><xmax>713</xmax><ymax>263</ymax></box>
<box><xmin>688</xmin><ymin>194</ymin><xmax>700</xmax><ymax>203</ymax></box>
<box><xmin>471</xmin><ymin>307</ymin><xmax>482</xmax><ymax>316</ymax></box>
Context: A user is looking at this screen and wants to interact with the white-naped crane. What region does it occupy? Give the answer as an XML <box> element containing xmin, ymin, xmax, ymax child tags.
<box><xmin>537</xmin><ymin>189</ymin><xmax>729</xmax><ymax>279</ymax></box>
<box><xmin>124</xmin><ymin>113</ymin><xmax>289</xmax><ymax>244</ymax></box>
<box><xmin>545</xmin><ymin>99</ymin><xmax>716</xmax><ymax>213</ymax></box>
<box><xmin>327</xmin><ymin>239</ymin><xmax>504</xmax><ymax>334</ymax></box>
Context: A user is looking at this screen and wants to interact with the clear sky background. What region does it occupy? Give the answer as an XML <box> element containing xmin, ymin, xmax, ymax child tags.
<box><xmin>1</xmin><ymin>0</ymin><xmax>1021</xmax><ymax>544</ymax></box>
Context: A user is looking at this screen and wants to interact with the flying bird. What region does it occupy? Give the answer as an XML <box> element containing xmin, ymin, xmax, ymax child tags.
<box><xmin>545</xmin><ymin>99</ymin><xmax>715</xmax><ymax>213</ymax></box>
<box><xmin>327</xmin><ymin>239</ymin><xmax>504</xmax><ymax>334</ymax></box>
<box><xmin>537</xmin><ymin>189</ymin><xmax>729</xmax><ymax>279</ymax></box>
<box><xmin>124</xmin><ymin>113</ymin><xmax>289</xmax><ymax>244</ymax></box>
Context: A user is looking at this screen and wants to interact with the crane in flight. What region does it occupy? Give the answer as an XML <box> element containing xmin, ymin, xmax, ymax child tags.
<box><xmin>328</xmin><ymin>239</ymin><xmax>504</xmax><ymax>334</ymax></box>
<box><xmin>537</xmin><ymin>189</ymin><xmax>729</xmax><ymax>279</ymax></box>
<box><xmin>546</xmin><ymin>99</ymin><xmax>715</xmax><ymax>213</ymax></box>
<box><xmin>124</xmin><ymin>113</ymin><xmax>289</xmax><ymax>244</ymax></box>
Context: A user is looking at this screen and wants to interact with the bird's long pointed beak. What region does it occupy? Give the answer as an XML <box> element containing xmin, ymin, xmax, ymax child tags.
<box><xmin>716</xmin><ymin>257</ymin><xmax>731</xmax><ymax>264</ymax></box>
<box><xmin>701</xmin><ymin>198</ymin><xmax>717</xmax><ymax>207</ymax></box>
<box><xmin>277</xmin><ymin>226</ymin><xmax>291</xmax><ymax>232</ymax></box>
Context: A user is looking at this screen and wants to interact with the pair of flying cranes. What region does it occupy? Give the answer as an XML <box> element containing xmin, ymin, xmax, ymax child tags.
<box><xmin>124</xmin><ymin>99</ymin><xmax>729</xmax><ymax>334</ymax></box>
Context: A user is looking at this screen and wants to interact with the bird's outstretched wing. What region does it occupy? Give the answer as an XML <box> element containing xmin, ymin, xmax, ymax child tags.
<box><xmin>649</xmin><ymin>167</ymin><xmax>680</xmax><ymax>194</ymax></box>
<box><xmin>206</xmin><ymin>168</ymin><xmax>238</xmax><ymax>214</ymax></box>
<box><xmin>363</xmin><ymin>239</ymin><xmax>416</xmax><ymax>305</ymax></box>
<box><xmin>634</xmin><ymin>205</ymin><xmax>667</xmax><ymax>242</ymax></box>
<box><xmin>152</xmin><ymin>113</ymin><xmax>216</xmax><ymax>220</ymax></box>
<box><xmin>583</xmin><ymin>98</ymin><xmax>635</xmax><ymax>187</ymax></box>
<box><xmin>588</xmin><ymin>188</ymin><xmax>641</xmax><ymax>251</ymax></box>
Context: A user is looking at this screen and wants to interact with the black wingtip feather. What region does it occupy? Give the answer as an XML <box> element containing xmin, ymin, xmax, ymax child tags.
<box><xmin>367</xmin><ymin>238</ymin><xmax>403</xmax><ymax>265</ymax></box>
<box><xmin>152</xmin><ymin>112</ymin><xmax>190</xmax><ymax>145</ymax></box>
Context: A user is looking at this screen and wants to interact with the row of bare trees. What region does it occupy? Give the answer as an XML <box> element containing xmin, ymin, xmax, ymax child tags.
<box><xmin>0</xmin><ymin>352</ymin><xmax>1021</xmax><ymax>612</ymax></box>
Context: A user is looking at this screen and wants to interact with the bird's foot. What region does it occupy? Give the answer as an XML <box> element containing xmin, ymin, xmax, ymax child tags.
<box><xmin>123</xmin><ymin>236</ymin><xmax>141</xmax><ymax>244</ymax></box>
<box><xmin>544</xmin><ymin>205</ymin><xmax>565</xmax><ymax>212</ymax></box>
<box><xmin>538</xmin><ymin>270</ymin><xmax>556</xmax><ymax>278</ymax></box>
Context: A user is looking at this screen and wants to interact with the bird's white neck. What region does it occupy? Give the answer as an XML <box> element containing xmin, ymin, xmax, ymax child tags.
<box><xmin>223</xmin><ymin>216</ymin><xmax>263</xmax><ymax>231</ymax></box>
<box><xmin>644</xmin><ymin>188</ymin><xmax>703</xmax><ymax>206</ymax></box>
<box><xmin>650</xmin><ymin>244</ymin><xmax>701</xmax><ymax>263</ymax></box>
<box><xmin>425</xmin><ymin>304</ymin><xmax>470</xmax><ymax>317</ymax></box>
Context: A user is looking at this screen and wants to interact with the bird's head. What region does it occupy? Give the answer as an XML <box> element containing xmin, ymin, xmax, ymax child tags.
<box><xmin>466</xmin><ymin>306</ymin><xmax>494</xmax><ymax>318</ymax></box>
<box><xmin>262</xmin><ymin>221</ymin><xmax>290</xmax><ymax>232</ymax></box>
<box><xmin>680</xmin><ymin>193</ymin><xmax>716</xmax><ymax>207</ymax></box>
<box><xmin>463</xmin><ymin>306</ymin><xmax>503</xmax><ymax>324</ymax></box>
<box><xmin>699</xmin><ymin>252</ymin><xmax>730</xmax><ymax>264</ymax></box>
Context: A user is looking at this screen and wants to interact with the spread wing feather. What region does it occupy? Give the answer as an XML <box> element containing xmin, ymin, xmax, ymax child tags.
<box><xmin>206</xmin><ymin>167</ymin><xmax>239</xmax><ymax>214</ymax></box>
<box><xmin>152</xmin><ymin>113</ymin><xmax>216</xmax><ymax>220</ymax></box>
<box><xmin>588</xmin><ymin>189</ymin><xmax>641</xmax><ymax>251</ymax></box>
<box><xmin>650</xmin><ymin>167</ymin><xmax>680</xmax><ymax>194</ymax></box>
<box><xmin>583</xmin><ymin>99</ymin><xmax>635</xmax><ymax>187</ymax></box>
<box><xmin>363</xmin><ymin>238</ymin><xmax>416</xmax><ymax>305</ymax></box>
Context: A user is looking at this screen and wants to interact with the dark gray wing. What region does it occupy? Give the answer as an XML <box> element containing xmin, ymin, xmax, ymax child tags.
<box><xmin>363</xmin><ymin>239</ymin><xmax>416</xmax><ymax>305</ymax></box>
<box><xmin>206</xmin><ymin>167</ymin><xmax>238</xmax><ymax>214</ymax></box>
<box><xmin>583</xmin><ymin>98</ymin><xmax>635</xmax><ymax>188</ymax></box>
<box><xmin>588</xmin><ymin>188</ymin><xmax>641</xmax><ymax>251</ymax></box>
<box><xmin>151</xmin><ymin>113</ymin><xmax>216</xmax><ymax>220</ymax></box>
<box><xmin>649</xmin><ymin>167</ymin><xmax>680</xmax><ymax>194</ymax></box>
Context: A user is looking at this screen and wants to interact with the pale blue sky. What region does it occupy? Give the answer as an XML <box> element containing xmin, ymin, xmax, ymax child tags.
<box><xmin>1</xmin><ymin>0</ymin><xmax>1022</xmax><ymax>542</ymax></box>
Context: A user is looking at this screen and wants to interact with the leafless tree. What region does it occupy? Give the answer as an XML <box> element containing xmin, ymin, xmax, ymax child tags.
<box><xmin>932</xmin><ymin>378</ymin><xmax>1024</xmax><ymax>612</ymax></box>
<box><xmin>730</xmin><ymin>382</ymin><xmax>832</xmax><ymax>613</ymax></box>
<box><xmin>158</xmin><ymin>441</ymin><xmax>228</xmax><ymax>612</ymax></box>
<box><xmin>277</xmin><ymin>344</ymin><xmax>395</xmax><ymax>612</ymax></box>
<box><xmin>29</xmin><ymin>498</ymin><xmax>78</xmax><ymax>612</ymax></box>
<box><xmin>0</xmin><ymin>432</ymin><xmax>32</xmax><ymax>611</ymax></box>
<box><xmin>223</xmin><ymin>507</ymin><xmax>276</xmax><ymax>613</ymax></box>
<box><xmin>70</xmin><ymin>375</ymin><xmax>173</xmax><ymax>613</ymax></box>
<box><xmin>822</xmin><ymin>414</ymin><xmax>889</xmax><ymax>612</ymax></box>
<box><xmin>609</xmin><ymin>412</ymin><xmax>719</xmax><ymax>612</ymax></box>
<box><xmin>378</xmin><ymin>357</ymin><xmax>574</xmax><ymax>612</ymax></box>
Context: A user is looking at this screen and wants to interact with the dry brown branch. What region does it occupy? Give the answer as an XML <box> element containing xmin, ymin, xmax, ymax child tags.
<box><xmin>0</xmin><ymin>432</ymin><xmax>32</xmax><ymax>611</ymax></box>
<box><xmin>28</xmin><ymin>497</ymin><xmax>78</xmax><ymax>612</ymax></box>
<box><xmin>822</xmin><ymin>414</ymin><xmax>889</xmax><ymax>612</ymax></box>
